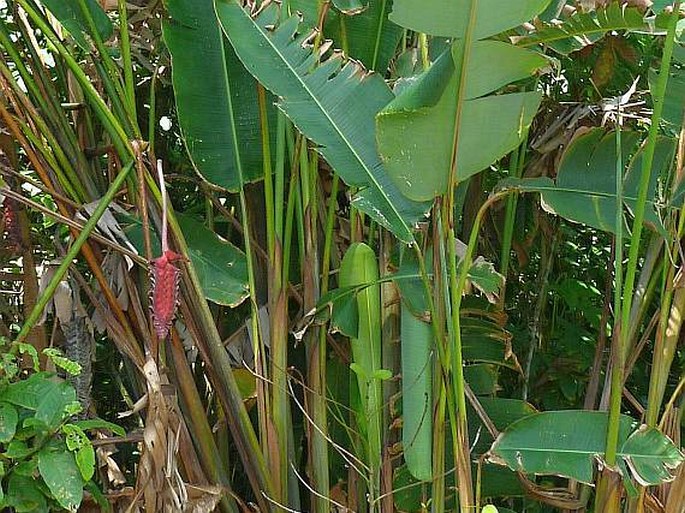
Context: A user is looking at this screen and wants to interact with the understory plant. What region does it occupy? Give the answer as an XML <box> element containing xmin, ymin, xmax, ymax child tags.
<box><xmin>0</xmin><ymin>0</ymin><xmax>684</xmax><ymax>512</ymax></box>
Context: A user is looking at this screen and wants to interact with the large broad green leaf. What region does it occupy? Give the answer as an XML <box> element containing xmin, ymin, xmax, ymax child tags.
<box><xmin>377</xmin><ymin>21</ymin><xmax>545</xmax><ymax>201</ymax></box>
<box><xmin>164</xmin><ymin>0</ymin><xmax>266</xmax><ymax>191</ymax></box>
<box><xmin>390</xmin><ymin>0</ymin><xmax>550</xmax><ymax>38</ymax></box>
<box><xmin>6</xmin><ymin>474</ymin><xmax>48</xmax><ymax>513</ymax></box>
<box><xmin>335</xmin><ymin>0</ymin><xmax>403</xmax><ymax>71</ymax></box>
<box><xmin>623</xmin><ymin>427</ymin><xmax>684</xmax><ymax>485</ymax></box>
<box><xmin>41</xmin><ymin>0</ymin><xmax>112</xmax><ymax>52</ymax></box>
<box><xmin>3</xmin><ymin>373</ymin><xmax>59</xmax><ymax>410</ymax></box>
<box><xmin>38</xmin><ymin>449</ymin><xmax>84</xmax><ymax>511</ymax></box>
<box><xmin>650</xmin><ymin>67</ymin><xmax>685</xmax><ymax>127</ymax></box>
<box><xmin>538</xmin><ymin>129</ymin><xmax>676</xmax><ymax>234</ymax></box>
<box><xmin>36</xmin><ymin>381</ymin><xmax>77</xmax><ymax>429</ymax></box>
<box><xmin>462</xmin><ymin>317</ymin><xmax>519</xmax><ymax>370</ymax></box>
<box><xmin>514</xmin><ymin>4</ymin><xmax>653</xmax><ymax>55</ymax></box>
<box><xmin>178</xmin><ymin>216</ymin><xmax>249</xmax><ymax>307</ymax></box>
<box><xmin>488</xmin><ymin>411</ymin><xmax>684</xmax><ymax>486</ymax></box>
<box><xmin>332</xmin><ymin>0</ymin><xmax>366</xmax><ymax>14</ymax></box>
<box><xmin>215</xmin><ymin>0</ymin><xmax>428</xmax><ymax>242</ymax></box>
<box><xmin>0</xmin><ymin>402</ymin><xmax>18</xmax><ymax>443</ymax></box>
<box><xmin>469</xmin><ymin>397</ymin><xmax>537</xmax><ymax>455</ymax></box>
<box><xmin>464</xmin><ymin>364</ymin><xmax>499</xmax><ymax>395</ymax></box>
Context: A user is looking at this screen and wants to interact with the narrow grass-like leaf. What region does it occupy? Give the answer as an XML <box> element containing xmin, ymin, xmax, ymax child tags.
<box><xmin>215</xmin><ymin>0</ymin><xmax>428</xmax><ymax>242</ymax></box>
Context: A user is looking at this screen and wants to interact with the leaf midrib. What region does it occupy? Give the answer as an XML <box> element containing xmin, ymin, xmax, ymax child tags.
<box><xmin>497</xmin><ymin>446</ymin><xmax>678</xmax><ymax>460</ymax></box>
<box><xmin>221</xmin><ymin>1</ymin><xmax>413</xmax><ymax>241</ymax></box>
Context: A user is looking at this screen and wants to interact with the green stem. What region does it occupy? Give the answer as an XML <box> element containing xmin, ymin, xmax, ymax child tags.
<box><xmin>499</xmin><ymin>146</ymin><xmax>521</xmax><ymax>277</ymax></box>
<box><xmin>118</xmin><ymin>0</ymin><xmax>137</xmax><ymax>123</ymax></box>
<box><xmin>308</xmin><ymin>172</ymin><xmax>338</xmax><ymax>513</ymax></box>
<box><xmin>645</xmin><ymin>200</ymin><xmax>685</xmax><ymax>426</ymax></box>
<box><xmin>605</xmin><ymin>126</ymin><xmax>626</xmax><ymax>465</ymax></box>
<box><xmin>75</xmin><ymin>0</ymin><xmax>138</xmax><ymax>136</ymax></box>
<box><xmin>15</xmin><ymin>161</ymin><xmax>133</xmax><ymax>344</ymax></box>
<box><xmin>147</xmin><ymin>173</ymin><xmax>274</xmax><ymax>511</ymax></box>
<box><xmin>148</xmin><ymin>68</ymin><xmax>158</xmax><ymax>150</ymax></box>
<box><xmin>16</xmin><ymin>0</ymin><xmax>131</xmax><ymax>158</ymax></box>
<box><xmin>443</xmin><ymin>3</ymin><xmax>479</xmax><ymax>508</ymax></box>
<box><xmin>238</xmin><ymin>183</ymin><xmax>271</xmax><ymax>467</ymax></box>
<box><xmin>607</xmin><ymin>2</ymin><xmax>680</xmax><ymax>466</ymax></box>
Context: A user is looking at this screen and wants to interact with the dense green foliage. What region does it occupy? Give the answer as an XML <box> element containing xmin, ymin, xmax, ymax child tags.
<box><xmin>0</xmin><ymin>0</ymin><xmax>684</xmax><ymax>512</ymax></box>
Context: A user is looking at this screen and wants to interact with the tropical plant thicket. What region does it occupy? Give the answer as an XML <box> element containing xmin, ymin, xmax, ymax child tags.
<box><xmin>0</xmin><ymin>0</ymin><xmax>684</xmax><ymax>512</ymax></box>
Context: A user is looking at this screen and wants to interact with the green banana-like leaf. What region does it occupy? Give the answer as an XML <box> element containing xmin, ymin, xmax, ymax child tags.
<box><xmin>178</xmin><ymin>216</ymin><xmax>250</xmax><ymax>308</ymax></box>
<box><xmin>336</xmin><ymin>0</ymin><xmax>403</xmax><ymax>71</ymax></box>
<box><xmin>515</xmin><ymin>4</ymin><xmax>658</xmax><ymax>55</ymax></box>
<box><xmin>543</xmin><ymin>129</ymin><xmax>675</xmax><ymax>235</ymax></box>
<box><xmin>215</xmin><ymin>0</ymin><xmax>428</xmax><ymax>242</ymax></box>
<box><xmin>289</xmin><ymin>0</ymin><xmax>403</xmax><ymax>71</ymax></box>
<box><xmin>488</xmin><ymin>411</ymin><xmax>684</xmax><ymax>487</ymax></box>
<box><xmin>124</xmin><ymin>214</ymin><xmax>249</xmax><ymax>308</ymax></box>
<box><xmin>401</xmin><ymin>305</ymin><xmax>433</xmax><ymax>481</ymax></box>
<box><xmin>377</xmin><ymin>1</ymin><xmax>547</xmax><ymax>201</ymax></box>
<box><xmin>461</xmin><ymin>316</ymin><xmax>520</xmax><ymax>371</ymax></box>
<box><xmin>650</xmin><ymin>67</ymin><xmax>685</xmax><ymax>127</ymax></box>
<box><xmin>390</xmin><ymin>0</ymin><xmax>550</xmax><ymax>38</ymax></box>
<box><xmin>164</xmin><ymin>0</ymin><xmax>267</xmax><ymax>191</ymax></box>
<box><xmin>497</xmin><ymin>129</ymin><xmax>677</xmax><ymax>235</ymax></box>
<box><xmin>468</xmin><ymin>397</ymin><xmax>537</xmax><ymax>456</ymax></box>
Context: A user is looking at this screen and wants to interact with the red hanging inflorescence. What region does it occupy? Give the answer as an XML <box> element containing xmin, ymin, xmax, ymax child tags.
<box><xmin>150</xmin><ymin>249</ymin><xmax>182</xmax><ymax>339</ymax></box>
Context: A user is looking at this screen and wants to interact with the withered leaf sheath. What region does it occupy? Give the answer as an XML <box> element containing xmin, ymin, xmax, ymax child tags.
<box><xmin>150</xmin><ymin>250</ymin><xmax>182</xmax><ymax>339</ymax></box>
<box><xmin>2</xmin><ymin>198</ymin><xmax>22</xmax><ymax>252</ymax></box>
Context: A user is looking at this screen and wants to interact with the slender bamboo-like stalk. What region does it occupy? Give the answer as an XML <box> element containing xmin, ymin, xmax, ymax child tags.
<box><xmin>443</xmin><ymin>1</ymin><xmax>480</xmax><ymax>509</ymax></box>
<box><xmin>15</xmin><ymin>161</ymin><xmax>133</xmax><ymax>344</ymax></box>
<box><xmin>168</xmin><ymin>331</ymin><xmax>238</xmax><ymax>513</ymax></box>
<box><xmin>15</xmin><ymin>0</ymin><xmax>131</xmax><ymax>156</ymax></box>
<box><xmin>160</xmin><ymin>193</ymin><xmax>274</xmax><ymax>511</ymax></box>
<box><xmin>499</xmin><ymin>144</ymin><xmax>522</xmax><ymax>282</ymax></box>
<box><xmin>645</xmin><ymin>174</ymin><xmax>685</xmax><ymax>426</ymax></box>
<box><xmin>117</xmin><ymin>0</ymin><xmax>137</xmax><ymax>122</ymax></box>
<box><xmin>605</xmin><ymin>1</ymin><xmax>680</xmax><ymax>470</ymax></box>
<box><xmin>308</xmin><ymin>170</ymin><xmax>338</xmax><ymax>513</ymax></box>
<box><xmin>75</xmin><ymin>0</ymin><xmax>138</xmax><ymax>135</ymax></box>
<box><xmin>258</xmin><ymin>85</ymin><xmax>294</xmax><ymax>507</ymax></box>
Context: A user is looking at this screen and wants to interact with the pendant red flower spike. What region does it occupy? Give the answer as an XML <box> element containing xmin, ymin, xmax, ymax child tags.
<box><xmin>150</xmin><ymin>160</ymin><xmax>183</xmax><ymax>339</ymax></box>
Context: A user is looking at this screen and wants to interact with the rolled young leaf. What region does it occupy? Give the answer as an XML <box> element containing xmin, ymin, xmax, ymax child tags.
<box><xmin>401</xmin><ymin>305</ymin><xmax>433</xmax><ymax>481</ymax></box>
